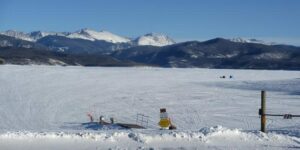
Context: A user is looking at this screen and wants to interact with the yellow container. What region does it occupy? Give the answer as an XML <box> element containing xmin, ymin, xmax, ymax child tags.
<box><xmin>159</xmin><ymin>118</ymin><xmax>171</xmax><ymax>128</ymax></box>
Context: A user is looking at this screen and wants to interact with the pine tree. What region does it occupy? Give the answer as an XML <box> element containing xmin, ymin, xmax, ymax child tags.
<box><xmin>0</xmin><ymin>58</ymin><xmax>5</xmax><ymax>64</ymax></box>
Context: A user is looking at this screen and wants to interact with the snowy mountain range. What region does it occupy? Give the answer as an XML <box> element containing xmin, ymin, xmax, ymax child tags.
<box><xmin>1</xmin><ymin>29</ymin><xmax>300</xmax><ymax>69</ymax></box>
<box><xmin>1</xmin><ymin>29</ymin><xmax>284</xmax><ymax>48</ymax></box>
<box><xmin>0</xmin><ymin>29</ymin><xmax>175</xmax><ymax>46</ymax></box>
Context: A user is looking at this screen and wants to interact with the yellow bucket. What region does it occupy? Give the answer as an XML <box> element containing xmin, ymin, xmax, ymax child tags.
<box><xmin>159</xmin><ymin>118</ymin><xmax>171</xmax><ymax>128</ymax></box>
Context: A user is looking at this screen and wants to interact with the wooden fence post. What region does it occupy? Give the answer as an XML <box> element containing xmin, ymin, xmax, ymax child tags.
<box><xmin>261</xmin><ymin>90</ymin><xmax>266</xmax><ymax>133</ymax></box>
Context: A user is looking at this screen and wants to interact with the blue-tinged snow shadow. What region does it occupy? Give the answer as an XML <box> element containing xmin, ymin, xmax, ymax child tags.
<box><xmin>60</xmin><ymin>122</ymin><xmax>127</xmax><ymax>131</ymax></box>
<box><xmin>81</xmin><ymin>122</ymin><xmax>126</xmax><ymax>130</ymax></box>
<box><xmin>267</xmin><ymin>125</ymin><xmax>300</xmax><ymax>138</ymax></box>
<box><xmin>243</xmin><ymin>125</ymin><xmax>300</xmax><ymax>138</ymax></box>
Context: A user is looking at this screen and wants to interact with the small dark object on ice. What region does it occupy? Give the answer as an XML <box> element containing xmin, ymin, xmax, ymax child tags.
<box><xmin>169</xmin><ymin>124</ymin><xmax>177</xmax><ymax>130</ymax></box>
<box><xmin>117</xmin><ymin>123</ymin><xmax>145</xmax><ymax>129</ymax></box>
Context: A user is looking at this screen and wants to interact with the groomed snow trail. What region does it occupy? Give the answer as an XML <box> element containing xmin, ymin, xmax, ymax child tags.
<box><xmin>0</xmin><ymin>65</ymin><xmax>300</xmax><ymax>149</ymax></box>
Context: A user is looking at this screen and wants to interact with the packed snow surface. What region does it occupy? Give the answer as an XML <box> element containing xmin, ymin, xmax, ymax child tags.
<box><xmin>0</xmin><ymin>65</ymin><xmax>300</xmax><ymax>149</ymax></box>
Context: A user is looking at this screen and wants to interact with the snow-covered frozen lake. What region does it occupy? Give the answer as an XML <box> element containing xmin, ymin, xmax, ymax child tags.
<box><xmin>0</xmin><ymin>65</ymin><xmax>300</xmax><ymax>149</ymax></box>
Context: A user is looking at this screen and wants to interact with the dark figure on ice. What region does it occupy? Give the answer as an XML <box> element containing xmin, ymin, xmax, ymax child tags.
<box><xmin>220</xmin><ymin>75</ymin><xmax>226</xmax><ymax>79</ymax></box>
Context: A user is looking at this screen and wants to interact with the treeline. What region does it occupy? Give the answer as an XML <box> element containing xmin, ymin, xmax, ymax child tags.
<box><xmin>0</xmin><ymin>58</ymin><xmax>4</xmax><ymax>64</ymax></box>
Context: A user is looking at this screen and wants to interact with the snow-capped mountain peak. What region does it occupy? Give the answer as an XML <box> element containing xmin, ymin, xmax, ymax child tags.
<box><xmin>0</xmin><ymin>30</ymin><xmax>66</xmax><ymax>42</ymax></box>
<box><xmin>135</xmin><ymin>33</ymin><xmax>175</xmax><ymax>47</ymax></box>
<box><xmin>230</xmin><ymin>37</ymin><xmax>248</xmax><ymax>43</ymax></box>
<box><xmin>29</xmin><ymin>31</ymin><xmax>66</xmax><ymax>41</ymax></box>
<box><xmin>30</xmin><ymin>31</ymin><xmax>51</xmax><ymax>38</ymax></box>
<box><xmin>0</xmin><ymin>30</ymin><xmax>35</xmax><ymax>42</ymax></box>
<box><xmin>67</xmin><ymin>28</ymin><xmax>130</xmax><ymax>43</ymax></box>
<box><xmin>230</xmin><ymin>37</ymin><xmax>277</xmax><ymax>45</ymax></box>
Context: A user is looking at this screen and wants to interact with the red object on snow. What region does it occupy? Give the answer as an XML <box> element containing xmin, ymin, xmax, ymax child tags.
<box><xmin>87</xmin><ymin>113</ymin><xmax>94</xmax><ymax>122</ymax></box>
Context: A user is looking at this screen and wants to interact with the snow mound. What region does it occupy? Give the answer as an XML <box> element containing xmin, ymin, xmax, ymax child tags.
<box><xmin>135</xmin><ymin>33</ymin><xmax>175</xmax><ymax>46</ymax></box>
<box><xmin>0</xmin><ymin>126</ymin><xmax>299</xmax><ymax>149</ymax></box>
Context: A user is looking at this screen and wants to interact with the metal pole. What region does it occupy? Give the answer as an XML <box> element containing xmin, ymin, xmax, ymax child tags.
<box><xmin>261</xmin><ymin>90</ymin><xmax>266</xmax><ymax>133</ymax></box>
<box><xmin>141</xmin><ymin>115</ymin><xmax>144</xmax><ymax>126</ymax></box>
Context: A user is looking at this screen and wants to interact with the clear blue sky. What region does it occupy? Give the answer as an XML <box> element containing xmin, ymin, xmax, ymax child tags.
<box><xmin>0</xmin><ymin>0</ymin><xmax>299</xmax><ymax>45</ymax></box>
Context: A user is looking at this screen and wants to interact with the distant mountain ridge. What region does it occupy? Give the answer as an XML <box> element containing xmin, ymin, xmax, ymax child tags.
<box><xmin>112</xmin><ymin>38</ymin><xmax>300</xmax><ymax>69</ymax></box>
<box><xmin>0</xmin><ymin>30</ymin><xmax>300</xmax><ymax>70</ymax></box>
<box><xmin>0</xmin><ymin>29</ymin><xmax>175</xmax><ymax>47</ymax></box>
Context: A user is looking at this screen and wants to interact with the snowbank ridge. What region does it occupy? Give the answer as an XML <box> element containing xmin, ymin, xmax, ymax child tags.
<box><xmin>1</xmin><ymin>126</ymin><xmax>299</xmax><ymax>149</ymax></box>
